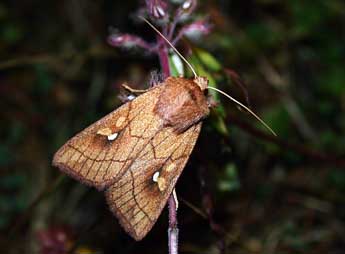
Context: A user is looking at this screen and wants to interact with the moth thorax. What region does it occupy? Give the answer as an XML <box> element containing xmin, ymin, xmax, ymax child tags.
<box><xmin>193</xmin><ymin>76</ymin><xmax>208</xmax><ymax>91</ymax></box>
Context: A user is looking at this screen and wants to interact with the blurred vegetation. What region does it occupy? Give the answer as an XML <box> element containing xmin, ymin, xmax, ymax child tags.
<box><xmin>1</xmin><ymin>0</ymin><xmax>345</xmax><ymax>253</ymax></box>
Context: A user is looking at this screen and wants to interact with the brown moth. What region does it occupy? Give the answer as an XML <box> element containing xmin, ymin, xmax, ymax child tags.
<box><xmin>53</xmin><ymin>75</ymin><xmax>211</xmax><ymax>240</ymax></box>
<box><xmin>53</xmin><ymin>18</ymin><xmax>276</xmax><ymax>241</ymax></box>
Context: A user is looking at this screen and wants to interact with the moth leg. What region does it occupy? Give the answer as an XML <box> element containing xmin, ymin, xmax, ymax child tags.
<box><xmin>122</xmin><ymin>83</ymin><xmax>149</xmax><ymax>94</ymax></box>
<box><xmin>172</xmin><ymin>189</ymin><xmax>179</xmax><ymax>210</ymax></box>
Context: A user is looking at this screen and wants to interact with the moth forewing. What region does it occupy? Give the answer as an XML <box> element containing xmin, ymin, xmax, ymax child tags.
<box><xmin>52</xmin><ymin>85</ymin><xmax>164</xmax><ymax>190</ymax></box>
<box><xmin>53</xmin><ymin>76</ymin><xmax>211</xmax><ymax>240</ymax></box>
<box><xmin>105</xmin><ymin>123</ymin><xmax>202</xmax><ymax>240</ymax></box>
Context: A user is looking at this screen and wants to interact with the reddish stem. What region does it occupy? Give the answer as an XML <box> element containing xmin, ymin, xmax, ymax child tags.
<box><xmin>168</xmin><ymin>196</ymin><xmax>178</xmax><ymax>254</ymax></box>
<box><xmin>157</xmin><ymin>36</ymin><xmax>171</xmax><ymax>78</ymax></box>
<box><xmin>156</xmin><ymin>34</ymin><xmax>179</xmax><ymax>254</ymax></box>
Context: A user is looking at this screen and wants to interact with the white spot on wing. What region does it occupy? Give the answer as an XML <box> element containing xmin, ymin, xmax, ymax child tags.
<box><xmin>152</xmin><ymin>171</ymin><xmax>160</xmax><ymax>182</ymax></box>
<box><xmin>107</xmin><ymin>132</ymin><xmax>118</xmax><ymax>141</ymax></box>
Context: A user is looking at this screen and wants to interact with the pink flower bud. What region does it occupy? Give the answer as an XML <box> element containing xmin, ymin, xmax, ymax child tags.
<box><xmin>145</xmin><ymin>0</ymin><xmax>168</xmax><ymax>19</ymax></box>
<box><xmin>108</xmin><ymin>33</ymin><xmax>151</xmax><ymax>50</ymax></box>
<box><xmin>176</xmin><ymin>0</ymin><xmax>197</xmax><ymax>19</ymax></box>
<box><xmin>180</xmin><ymin>20</ymin><xmax>211</xmax><ymax>39</ymax></box>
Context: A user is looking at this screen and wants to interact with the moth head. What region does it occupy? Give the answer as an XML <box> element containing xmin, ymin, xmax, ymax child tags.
<box><xmin>193</xmin><ymin>76</ymin><xmax>208</xmax><ymax>91</ymax></box>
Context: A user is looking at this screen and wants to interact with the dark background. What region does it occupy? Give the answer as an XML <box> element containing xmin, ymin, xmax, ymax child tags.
<box><xmin>1</xmin><ymin>0</ymin><xmax>345</xmax><ymax>253</ymax></box>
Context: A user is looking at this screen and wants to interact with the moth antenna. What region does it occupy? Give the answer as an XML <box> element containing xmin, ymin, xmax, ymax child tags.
<box><xmin>139</xmin><ymin>16</ymin><xmax>198</xmax><ymax>78</ymax></box>
<box><xmin>207</xmin><ymin>86</ymin><xmax>277</xmax><ymax>136</ymax></box>
<box><xmin>140</xmin><ymin>17</ymin><xmax>275</xmax><ymax>136</ymax></box>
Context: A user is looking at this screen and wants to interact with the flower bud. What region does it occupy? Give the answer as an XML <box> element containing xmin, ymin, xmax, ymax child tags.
<box><xmin>176</xmin><ymin>0</ymin><xmax>197</xmax><ymax>21</ymax></box>
<box><xmin>108</xmin><ymin>33</ymin><xmax>151</xmax><ymax>50</ymax></box>
<box><xmin>180</xmin><ymin>20</ymin><xmax>211</xmax><ymax>40</ymax></box>
<box><xmin>145</xmin><ymin>0</ymin><xmax>168</xmax><ymax>19</ymax></box>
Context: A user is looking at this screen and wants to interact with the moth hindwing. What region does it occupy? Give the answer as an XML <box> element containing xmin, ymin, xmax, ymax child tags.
<box><xmin>53</xmin><ymin>77</ymin><xmax>210</xmax><ymax>240</ymax></box>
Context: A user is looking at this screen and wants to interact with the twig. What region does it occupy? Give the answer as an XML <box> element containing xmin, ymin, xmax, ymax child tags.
<box><xmin>227</xmin><ymin>113</ymin><xmax>345</xmax><ymax>167</ymax></box>
<box><xmin>180</xmin><ymin>198</ymin><xmax>207</xmax><ymax>219</ymax></box>
<box><xmin>0</xmin><ymin>45</ymin><xmax>114</xmax><ymax>71</ymax></box>
<box><xmin>223</xmin><ymin>68</ymin><xmax>251</xmax><ymax>108</ymax></box>
<box><xmin>0</xmin><ymin>55</ymin><xmax>55</xmax><ymax>70</ymax></box>
<box><xmin>168</xmin><ymin>195</ymin><xmax>179</xmax><ymax>254</ymax></box>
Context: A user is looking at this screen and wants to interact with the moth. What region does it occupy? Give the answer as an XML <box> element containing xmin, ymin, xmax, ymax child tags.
<box><xmin>53</xmin><ymin>75</ymin><xmax>210</xmax><ymax>240</ymax></box>
<box><xmin>53</xmin><ymin>19</ymin><xmax>275</xmax><ymax>241</ymax></box>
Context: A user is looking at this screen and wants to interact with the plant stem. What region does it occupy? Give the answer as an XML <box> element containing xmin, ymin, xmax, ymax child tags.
<box><xmin>157</xmin><ymin>36</ymin><xmax>171</xmax><ymax>78</ymax></box>
<box><xmin>156</xmin><ymin>35</ymin><xmax>179</xmax><ymax>254</ymax></box>
<box><xmin>168</xmin><ymin>196</ymin><xmax>178</xmax><ymax>254</ymax></box>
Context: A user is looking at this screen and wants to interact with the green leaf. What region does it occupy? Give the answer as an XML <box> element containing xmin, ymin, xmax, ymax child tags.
<box><xmin>168</xmin><ymin>53</ymin><xmax>185</xmax><ymax>77</ymax></box>
<box><xmin>194</xmin><ymin>47</ymin><xmax>222</xmax><ymax>72</ymax></box>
